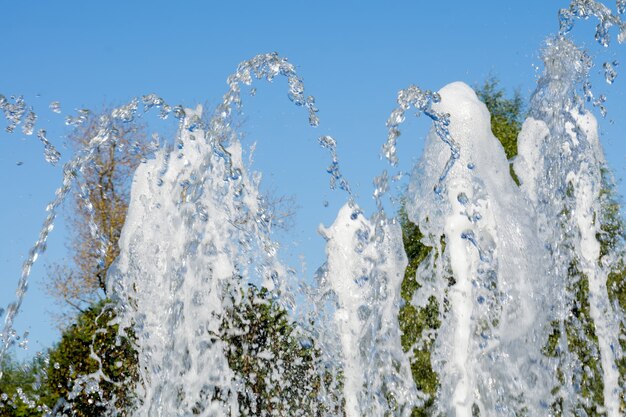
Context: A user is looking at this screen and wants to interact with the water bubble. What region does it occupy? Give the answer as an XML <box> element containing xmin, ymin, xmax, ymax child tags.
<box><xmin>49</xmin><ymin>101</ymin><xmax>61</xmax><ymax>114</ymax></box>
<box><xmin>16</xmin><ymin>161</ymin><xmax>23</xmax><ymax>166</ymax></box>
<box><xmin>323</xmin><ymin>200</ymin><xmax>329</xmax><ymax>207</ymax></box>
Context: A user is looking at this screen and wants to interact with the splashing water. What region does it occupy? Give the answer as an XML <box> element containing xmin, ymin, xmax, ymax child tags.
<box><xmin>2</xmin><ymin>1</ymin><xmax>626</xmax><ymax>416</ymax></box>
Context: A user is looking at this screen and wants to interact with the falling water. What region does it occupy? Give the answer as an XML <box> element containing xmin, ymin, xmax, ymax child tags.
<box><xmin>2</xmin><ymin>1</ymin><xmax>626</xmax><ymax>416</ymax></box>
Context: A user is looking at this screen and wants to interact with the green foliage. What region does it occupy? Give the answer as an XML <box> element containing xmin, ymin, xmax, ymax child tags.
<box><xmin>219</xmin><ymin>285</ymin><xmax>339</xmax><ymax>416</ymax></box>
<box><xmin>475</xmin><ymin>78</ymin><xmax>524</xmax><ymax>160</ymax></box>
<box><xmin>0</xmin><ymin>301</ymin><xmax>137</xmax><ymax>417</ymax></box>
<box><xmin>476</xmin><ymin>78</ymin><xmax>524</xmax><ymax>184</ymax></box>
<box><xmin>0</xmin><ymin>356</ymin><xmax>47</xmax><ymax>417</ymax></box>
<box><xmin>397</xmin><ymin>207</ymin><xmax>440</xmax><ymax>417</ymax></box>
<box><xmin>44</xmin><ymin>300</ymin><xmax>137</xmax><ymax>416</ymax></box>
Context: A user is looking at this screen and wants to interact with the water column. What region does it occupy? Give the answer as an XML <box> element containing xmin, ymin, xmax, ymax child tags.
<box><xmin>321</xmin><ymin>203</ymin><xmax>418</xmax><ymax>416</ymax></box>
<box><xmin>515</xmin><ymin>36</ymin><xmax>623</xmax><ymax>417</ymax></box>
<box><xmin>405</xmin><ymin>82</ymin><xmax>554</xmax><ymax>416</ymax></box>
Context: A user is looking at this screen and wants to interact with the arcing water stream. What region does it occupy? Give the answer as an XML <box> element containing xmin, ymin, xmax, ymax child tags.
<box><xmin>2</xmin><ymin>1</ymin><xmax>626</xmax><ymax>416</ymax></box>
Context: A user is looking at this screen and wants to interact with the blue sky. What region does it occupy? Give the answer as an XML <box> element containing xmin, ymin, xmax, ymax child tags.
<box><xmin>2</xmin><ymin>0</ymin><xmax>625</xmax><ymax>355</ymax></box>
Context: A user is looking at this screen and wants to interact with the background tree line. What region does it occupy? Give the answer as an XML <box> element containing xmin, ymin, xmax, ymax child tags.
<box><xmin>1</xmin><ymin>79</ymin><xmax>625</xmax><ymax>416</ymax></box>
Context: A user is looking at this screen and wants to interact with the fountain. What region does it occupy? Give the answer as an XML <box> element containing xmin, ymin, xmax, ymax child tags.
<box><xmin>1</xmin><ymin>1</ymin><xmax>626</xmax><ymax>416</ymax></box>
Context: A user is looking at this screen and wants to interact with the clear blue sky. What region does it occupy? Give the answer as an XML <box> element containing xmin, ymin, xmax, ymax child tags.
<box><xmin>2</xmin><ymin>0</ymin><xmax>625</xmax><ymax>355</ymax></box>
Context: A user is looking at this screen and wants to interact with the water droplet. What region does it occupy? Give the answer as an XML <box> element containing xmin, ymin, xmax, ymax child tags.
<box><xmin>603</xmin><ymin>61</ymin><xmax>618</xmax><ymax>84</ymax></box>
<box><xmin>299</xmin><ymin>338</ymin><xmax>313</xmax><ymax>349</ymax></box>
<box><xmin>583</xmin><ymin>81</ymin><xmax>594</xmax><ymax>102</ymax></box>
<box><xmin>318</xmin><ymin>135</ymin><xmax>336</xmax><ymax>150</ymax></box>
<box><xmin>142</xmin><ymin>93</ymin><xmax>165</xmax><ymax>111</ymax></box>
<box><xmin>37</xmin><ymin>129</ymin><xmax>61</xmax><ymax>166</ymax></box>
<box><xmin>457</xmin><ymin>193</ymin><xmax>469</xmax><ymax>205</ymax></box>
<box><xmin>309</xmin><ymin>112</ymin><xmax>320</xmax><ymax>127</ymax></box>
<box><xmin>16</xmin><ymin>161</ymin><xmax>23</xmax><ymax>166</ymax></box>
<box><xmin>354</xmin><ymin>276</ymin><xmax>369</xmax><ymax>287</ymax></box>
<box><xmin>323</xmin><ymin>200</ymin><xmax>329</xmax><ymax>207</ymax></box>
<box><xmin>49</xmin><ymin>101</ymin><xmax>61</xmax><ymax>114</ymax></box>
<box><xmin>173</xmin><ymin>105</ymin><xmax>186</xmax><ymax>119</ymax></box>
<box><xmin>22</xmin><ymin>111</ymin><xmax>36</xmax><ymax>135</ymax></box>
<box><xmin>187</xmin><ymin>115</ymin><xmax>202</xmax><ymax>132</ymax></box>
<box><xmin>112</xmin><ymin>99</ymin><xmax>138</xmax><ymax>122</ymax></box>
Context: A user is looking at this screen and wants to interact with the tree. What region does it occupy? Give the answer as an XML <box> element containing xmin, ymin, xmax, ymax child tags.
<box><xmin>0</xmin><ymin>355</ymin><xmax>48</xmax><ymax>417</ymax></box>
<box><xmin>43</xmin><ymin>300</ymin><xmax>138</xmax><ymax>417</ymax></box>
<box><xmin>0</xmin><ymin>302</ymin><xmax>137</xmax><ymax>417</ymax></box>
<box><xmin>46</xmin><ymin>113</ymin><xmax>150</xmax><ymax>313</ymax></box>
